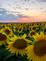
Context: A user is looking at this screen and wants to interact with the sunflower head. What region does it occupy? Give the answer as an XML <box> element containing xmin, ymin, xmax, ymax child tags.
<box><xmin>13</xmin><ymin>38</ymin><xmax>27</xmax><ymax>49</ymax></box>
<box><xmin>30</xmin><ymin>31</ymin><xmax>36</xmax><ymax>36</ymax></box>
<box><xmin>33</xmin><ymin>32</ymin><xmax>46</xmax><ymax>56</ymax></box>
<box><xmin>26</xmin><ymin>32</ymin><xmax>46</xmax><ymax>61</ymax></box>
<box><xmin>34</xmin><ymin>40</ymin><xmax>46</xmax><ymax>56</ymax></box>
<box><xmin>44</xmin><ymin>28</ymin><xmax>46</xmax><ymax>34</ymax></box>
<box><xmin>4</xmin><ymin>28</ymin><xmax>13</xmax><ymax>35</ymax></box>
<box><xmin>0</xmin><ymin>33</ymin><xmax>7</xmax><ymax>45</ymax></box>
<box><xmin>0</xmin><ymin>33</ymin><xmax>7</xmax><ymax>41</ymax></box>
<box><xmin>7</xmin><ymin>34</ymin><xmax>32</xmax><ymax>56</ymax></box>
<box><xmin>2</xmin><ymin>26</ymin><xmax>14</xmax><ymax>39</ymax></box>
<box><xmin>8</xmin><ymin>34</ymin><xmax>30</xmax><ymax>48</ymax></box>
<box><xmin>4</xmin><ymin>29</ymin><xmax>11</xmax><ymax>35</ymax></box>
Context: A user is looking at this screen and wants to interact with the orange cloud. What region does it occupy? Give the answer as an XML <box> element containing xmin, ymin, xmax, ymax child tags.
<box><xmin>0</xmin><ymin>16</ymin><xmax>46</xmax><ymax>23</ymax></box>
<box><xmin>17</xmin><ymin>16</ymin><xmax>46</xmax><ymax>23</ymax></box>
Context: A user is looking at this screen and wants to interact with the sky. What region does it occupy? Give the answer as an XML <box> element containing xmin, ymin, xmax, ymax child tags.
<box><xmin>0</xmin><ymin>0</ymin><xmax>46</xmax><ymax>22</ymax></box>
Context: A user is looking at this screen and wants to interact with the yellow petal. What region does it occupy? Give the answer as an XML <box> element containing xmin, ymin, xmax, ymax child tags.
<box><xmin>22</xmin><ymin>34</ymin><xmax>26</xmax><ymax>38</ymax></box>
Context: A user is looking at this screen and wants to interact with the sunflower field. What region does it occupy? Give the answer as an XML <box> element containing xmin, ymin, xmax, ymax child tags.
<box><xmin>0</xmin><ymin>22</ymin><xmax>46</xmax><ymax>61</ymax></box>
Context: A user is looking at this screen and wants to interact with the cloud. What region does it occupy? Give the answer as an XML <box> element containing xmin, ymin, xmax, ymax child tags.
<box><xmin>37</xmin><ymin>0</ymin><xmax>46</xmax><ymax>2</ymax></box>
<box><xmin>0</xmin><ymin>8</ymin><xmax>30</xmax><ymax>20</ymax></box>
<box><xmin>0</xmin><ymin>8</ymin><xmax>22</xmax><ymax>20</ymax></box>
<box><xmin>0</xmin><ymin>0</ymin><xmax>46</xmax><ymax>18</ymax></box>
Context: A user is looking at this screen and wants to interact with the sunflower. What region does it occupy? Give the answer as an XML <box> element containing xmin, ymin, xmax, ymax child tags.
<box><xmin>0</xmin><ymin>27</ymin><xmax>13</xmax><ymax>44</ymax></box>
<box><xmin>7</xmin><ymin>34</ymin><xmax>32</xmax><ymax>56</ymax></box>
<box><xmin>44</xmin><ymin>28</ymin><xmax>46</xmax><ymax>34</ymax></box>
<box><xmin>0</xmin><ymin>32</ymin><xmax>8</xmax><ymax>45</ymax></box>
<box><xmin>43</xmin><ymin>24</ymin><xmax>46</xmax><ymax>34</ymax></box>
<box><xmin>30</xmin><ymin>30</ymin><xmax>36</xmax><ymax>36</ymax></box>
<box><xmin>26</xmin><ymin>32</ymin><xmax>46</xmax><ymax>61</ymax></box>
<box><xmin>12</xmin><ymin>26</ymin><xmax>16</xmax><ymax>32</ymax></box>
<box><xmin>1</xmin><ymin>26</ymin><xmax>14</xmax><ymax>38</ymax></box>
<box><xmin>17</xmin><ymin>26</ymin><xmax>23</xmax><ymax>33</ymax></box>
<box><xmin>30</xmin><ymin>25</ymin><xmax>38</xmax><ymax>32</ymax></box>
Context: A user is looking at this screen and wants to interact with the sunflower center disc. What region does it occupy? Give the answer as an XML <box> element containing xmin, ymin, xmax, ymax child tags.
<box><xmin>34</xmin><ymin>40</ymin><xmax>46</xmax><ymax>56</ymax></box>
<box><xmin>13</xmin><ymin>39</ymin><xmax>27</xmax><ymax>49</ymax></box>
<box><xmin>0</xmin><ymin>33</ymin><xmax>7</xmax><ymax>41</ymax></box>
<box><xmin>31</xmin><ymin>31</ymin><xmax>35</xmax><ymax>36</ymax></box>
<box><xmin>5</xmin><ymin>29</ymin><xmax>10</xmax><ymax>35</ymax></box>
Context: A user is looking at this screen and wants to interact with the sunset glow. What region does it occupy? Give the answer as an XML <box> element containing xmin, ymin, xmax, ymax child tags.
<box><xmin>0</xmin><ymin>0</ymin><xmax>46</xmax><ymax>22</ymax></box>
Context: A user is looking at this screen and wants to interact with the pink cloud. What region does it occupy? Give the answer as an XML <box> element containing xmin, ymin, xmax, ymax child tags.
<box><xmin>0</xmin><ymin>16</ymin><xmax>46</xmax><ymax>23</ymax></box>
<box><xmin>17</xmin><ymin>16</ymin><xmax>46</xmax><ymax>23</ymax></box>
